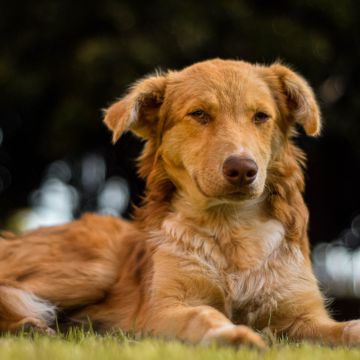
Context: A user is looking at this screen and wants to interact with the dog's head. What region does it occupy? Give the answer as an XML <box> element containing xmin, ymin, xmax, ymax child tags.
<box><xmin>104</xmin><ymin>59</ymin><xmax>320</xmax><ymax>208</ymax></box>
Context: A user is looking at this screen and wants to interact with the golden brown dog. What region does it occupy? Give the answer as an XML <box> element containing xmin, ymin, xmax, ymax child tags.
<box><xmin>1</xmin><ymin>59</ymin><xmax>359</xmax><ymax>348</ymax></box>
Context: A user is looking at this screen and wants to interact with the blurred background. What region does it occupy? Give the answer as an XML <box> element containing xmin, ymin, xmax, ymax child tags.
<box><xmin>1</xmin><ymin>0</ymin><xmax>360</xmax><ymax>320</ymax></box>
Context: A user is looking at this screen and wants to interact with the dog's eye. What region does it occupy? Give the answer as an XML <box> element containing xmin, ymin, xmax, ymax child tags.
<box><xmin>188</xmin><ymin>109</ymin><xmax>211</xmax><ymax>124</ymax></box>
<box><xmin>253</xmin><ymin>112</ymin><xmax>270</xmax><ymax>124</ymax></box>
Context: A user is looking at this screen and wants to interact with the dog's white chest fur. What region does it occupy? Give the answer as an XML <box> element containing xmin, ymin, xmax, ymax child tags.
<box><xmin>160</xmin><ymin>214</ymin><xmax>305</xmax><ymax>327</ymax></box>
<box><xmin>239</xmin><ymin>218</ymin><xmax>285</xmax><ymax>259</ymax></box>
<box><xmin>227</xmin><ymin>251</ymin><xmax>305</xmax><ymax>326</ymax></box>
<box><xmin>223</xmin><ymin>220</ymin><xmax>284</xmax><ymax>314</ymax></box>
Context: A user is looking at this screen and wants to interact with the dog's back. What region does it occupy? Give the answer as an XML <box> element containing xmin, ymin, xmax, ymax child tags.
<box><xmin>0</xmin><ymin>214</ymin><xmax>147</xmax><ymax>332</ymax></box>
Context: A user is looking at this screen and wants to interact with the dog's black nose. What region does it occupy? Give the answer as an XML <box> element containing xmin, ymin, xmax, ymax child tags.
<box><xmin>222</xmin><ymin>156</ymin><xmax>258</xmax><ymax>186</ymax></box>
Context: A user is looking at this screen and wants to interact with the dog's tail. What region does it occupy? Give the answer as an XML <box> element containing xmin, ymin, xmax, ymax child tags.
<box><xmin>0</xmin><ymin>283</ymin><xmax>57</xmax><ymax>332</ymax></box>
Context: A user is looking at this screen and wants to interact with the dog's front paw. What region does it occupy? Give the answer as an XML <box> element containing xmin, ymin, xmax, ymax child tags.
<box><xmin>342</xmin><ymin>320</ymin><xmax>360</xmax><ymax>345</ymax></box>
<box><xmin>201</xmin><ymin>324</ymin><xmax>266</xmax><ymax>349</ymax></box>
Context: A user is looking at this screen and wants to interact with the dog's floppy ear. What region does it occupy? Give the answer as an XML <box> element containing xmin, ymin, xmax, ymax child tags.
<box><xmin>267</xmin><ymin>64</ymin><xmax>321</xmax><ymax>136</ymax></box>
<box><xmin>104</xmin><ymin>74</ymin><xmax>167</xmax><ymax>143</ymax></box>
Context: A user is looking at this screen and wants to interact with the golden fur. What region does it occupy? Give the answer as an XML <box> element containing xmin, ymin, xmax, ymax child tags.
<box><xmin>1</xmin><ymin>59</ymin><xmax>360</xmax><ymax>348</ymax></box>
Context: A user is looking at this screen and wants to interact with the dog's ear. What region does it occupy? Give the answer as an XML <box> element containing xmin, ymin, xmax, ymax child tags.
<box><xmin>266</xmin><ymin>64</ymin><xmax>321</xmax><ymax>136</ymax></box>
<box><xmin>104</xmin><ymin>74</ymin><xmax>167</xmax><ymax>143</ymax></box>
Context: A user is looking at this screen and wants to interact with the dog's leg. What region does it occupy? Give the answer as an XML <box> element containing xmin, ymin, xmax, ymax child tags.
<box><xmin>79</xmin><ymin>300</ymin><xmax>266</xmax><ymax>348</ymax></box>
<box><xmin>271</xmin><ymin>284</ymin><xmax>360</xmax><ymax>346</ymax></box>
<box><xmin>72</xmin><ymin>282</ymin><xmax>266</xmax><ymax>348</ymax></box>
<box><xmin>0</xmin><ymin>283</ymin><xmax>56</xmax><ymax>333</ymax></box>
<box><xmin>145</xmin><ymin>304</ymin><xmax>266</xmax><ymax>348</ymax></box>
<box><xmin>287</xmin><ymin>315</ymin><xmax>360</xmax><ymax>346</ymax></box>
<box><xmin>126</xmin><ymin>253</ymin><xmax>267</xmax><ymax>348</ymax></box>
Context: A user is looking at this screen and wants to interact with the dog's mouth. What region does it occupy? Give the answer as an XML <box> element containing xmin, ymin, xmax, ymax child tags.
<box><xmin>194</xmin><ymin>175</ymin><xmax>258</xmax><ymax>202</ymax></box>
<box><xmin>220</xmin><ymin>188</ymin><xmax>259</xmax><ymax>201</ymax></box>
<box><xmin>226</xmin><ymin>190</ymin><xmax>251</xmax><ymax>198</ymax></box>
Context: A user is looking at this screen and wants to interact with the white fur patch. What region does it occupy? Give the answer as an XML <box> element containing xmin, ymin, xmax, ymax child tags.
<box><xmin>1</xmin><ymin>286</ymin><xmax>57</xmax><ymax>325</ymax></box>
<box><xmin>161</xmin><ymin>215</ymin><xmax>285</xmax><ymax>263</ymax></box>
<box><xmin>228</xmin><ymin>244</ymin><xmax>307</xmax><ymax>326</ymax></box>
<box><xmin>254</xmin><ymin>219</ymin><xmax>285</xmax><ymax>257</ymax></box>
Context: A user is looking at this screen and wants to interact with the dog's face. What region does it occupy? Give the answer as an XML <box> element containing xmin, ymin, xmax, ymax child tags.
<box><xmin>160</xmin><ymin>61</ymin><xmax>278</xmax><ymax>203</ymax></box>
<box><xmin>104</xmin><ymin>59</ymin><xmax>321</xmax><ymax>207</ymax></box>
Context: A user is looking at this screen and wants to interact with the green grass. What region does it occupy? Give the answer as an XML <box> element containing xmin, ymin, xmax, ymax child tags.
<box><xmin>0</xmin><ymin>330</ymin><xmax>359</xmax><ymax>360</ymax></box>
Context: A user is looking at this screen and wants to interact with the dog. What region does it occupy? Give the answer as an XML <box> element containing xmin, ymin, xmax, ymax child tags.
<box><xmin>1</xmin><ymin>58</ymin><xmax>359</xmax><ymax>348</ymax></box>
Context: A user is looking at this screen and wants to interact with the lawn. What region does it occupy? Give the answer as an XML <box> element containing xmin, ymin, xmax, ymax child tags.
<box><xmin>0</xmin><ymin>330</ymin><xmax>359</xmax><ymax>360</ymax></box>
